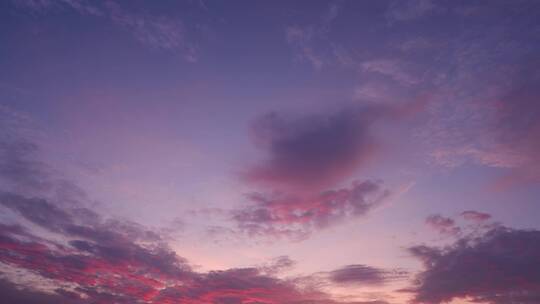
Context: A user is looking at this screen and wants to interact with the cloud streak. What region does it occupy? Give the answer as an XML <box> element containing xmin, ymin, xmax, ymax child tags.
<box><xmin>328</xmin><ymin>264</ymin><xmax>408</xmax><ymax>286</ymax></box>
<box><xmin>10</xmin><ymin>0</ymin><xmax>203</xmax><ymax>61</ymax></box>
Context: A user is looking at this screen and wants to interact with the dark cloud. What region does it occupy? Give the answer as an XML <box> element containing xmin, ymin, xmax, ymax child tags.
<box><xmin>425</xmin><ymin>214</ymin><xmax>460</xmax><ymax>236</ymax></box>
<box><xmin>155</xmin><ymin>267</ymin><xmax>306</xmax><ymax>303</ymax></box>
<box><xmin>244</xmin><ymin>107</ymin><xmax>387</xmax><ymax>194</ymax></box>
<box><xmin>1</xmin><ymin>192</ymin><xmax>72</xmax><ymax>232</ymax></box>
<box><xmin>408</xmin><ymin>227</ymin><xmax>540</xmax><ymax>304</ymax></box>
<box><xmin>233</xmin><ymin>180</ymin><xmax>390</xmax><ymax>239</ymax></box>
<box><xmin>0</xmin><ymin>278</ymin><xmax>84</xmax><ymax>304</ymax></box>
<box><xmin>259</xmin><ymin>255</ymin><xmax>296</xmax><ymax>275</ymax></box>
<box><xmin>328</xmin><ymin>264</ymin><xmax>408</xmax><ymax>286</ymax></box>
<box><xmin>0</xmin><ymin>193</ymin><xmax>191</xmax><ymax>279</ymax></box>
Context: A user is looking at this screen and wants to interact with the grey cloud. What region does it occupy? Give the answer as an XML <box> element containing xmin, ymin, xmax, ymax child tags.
<box><xmin>328</xmin><ymin>264</ymin><xmax>408</xmax><ymax>286</ymax></box>
<box><xmin>408</xmin><ymin>227</ymin><xmax>540</xmax><ymax>304</ymax></box>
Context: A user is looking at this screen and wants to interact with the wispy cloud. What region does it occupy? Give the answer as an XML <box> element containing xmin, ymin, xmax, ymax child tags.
<box><xmin>425</xmin><ymin>214</ymin><xmax>461</xmax><ymax>236</ymax></box>
<box><xmin>361</xmin><ymin>60</ymin><xmax>421</xmax><ymax>87</ymax></box>
<box><xmin>10</xmin><ymin>0</ymin><xmax>203</xmax><ymax>61</ymax></box>
<box><xmin>385</xmin><ymin>0</ymin><xmax>439</xmax><ymax>23</ymax></box>
<box><xmin>327</xmin><ymin>264</ymin><xmax>408</xmax><ymax>286</ymax></box>
<box><xmin>284</xmin><ymin>2</ymin><xmax>344</xmax><ymax>70</ymax></box>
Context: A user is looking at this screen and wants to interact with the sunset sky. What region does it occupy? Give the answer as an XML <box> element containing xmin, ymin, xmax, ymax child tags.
<box><xmin>1</xmin><ymin>1</ymin><xmax>540</xmax><ymax>303</ymax></box>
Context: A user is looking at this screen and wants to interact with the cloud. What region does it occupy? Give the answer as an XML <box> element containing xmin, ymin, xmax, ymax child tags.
<box><xmin>0</xmin><ymin>139</ymin><xmax>51</xmax><ymax>193</ymax></box>
<box><xmin>233</xmin><ymin>180</ymin><xmax>390</xmax><ymax>239</ymax></box>
<box><xmin>405</xmin><ymin>3</ymin><xmax>540</xmax><ymax>188</ymax></box>
<box><xmin>408</xmin><ymin>226</ymin><xmax>540</xmax><ymax>304</ymax></box>
<box><xmin>284</xmin><ymin>2</ymin><xmax>344</xmax><ymax>70</ymax></box>
<box><xmin>10</xmin><ymin>0</ymin><xmax>202</xmax><ymax>61</ymax></box>
<box><xmin>0</xmin><ymin>278</ymin><xmax>84</xmax><ymax>304</ymax></box>
<box><xmin>0</xmin><ymin>110</ymin><xmax>92</xmax><ymax>206</ymax></box>
<box><xmin>104</xmin><ymin>1</ymin><xmax>198</xmax><ymax>62</ymax></box>
<box><xmin>487</xmin><ymin>67</ymin><xmax>540</xmax><ymax>188</ymax></box>
<box><xmin>258</xmin><ymin>255</ymin><xmax>296</xmax><ymax>275</ymax></box>
<box><xmin>285</xmin><ymin>25</ymin><xmax>325</xmax><ymax>69</ymax></box>
<box><xmin>244</xmin><ymin>106</ymin><xmax>394</xmax><ymax>194</ymax></box>
<box><xmin>12</xmin><ymin>0</ymin><xmax>104</xmax><ymax>16</ymax></box>
<box><xmin>460</xmin><ymin>210</ymin><xmax>491</xmax><ymax>222</ymax></box>
<box><xmin>0</xmin><ymin>191</ymin><xmax>377</xmax><ymax>304</ymax></box>
<box><xmin>361</xmin><ymin>60</ymin><xmax>420</xmax><ymax>87</ymax></box>
<box><xmin>237</xmin><ymin>101</ymin><xmax>425</xmax><ymax>239</ymax></box>
<box><xmin>386</xmin><ymin>0</ymin><xmax>439</xmax><ymax>23</ymax></box>
<box><xmin>0</xmin><ymin>215</ymin><xmax>379</xmax><ymax>303</ymax></box>
<box><xmin>425</xmin><ymin>214</ymin><xmax>460</xmax><ymax>236</ymax></box>
<box><xmin>427</xmin><ymin>62</ymin><xmax>540</xmax><ymax>188</ymax></box>
<box><xmin>0</xmin><ymin>194</ymin><xmax>193</xmax><ymax>279</ymax></box>
<box><xmin>0</xmin><ymin>107</ymin><xmax>49</xmax><ymax>194</ymax></box>
<box><xmin>328</xmin><ymin>264</ymin><xmax>408</xmax><ymax>286</ymax></box>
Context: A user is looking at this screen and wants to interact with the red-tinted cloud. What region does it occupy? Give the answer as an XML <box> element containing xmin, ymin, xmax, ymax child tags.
<box><xmin>233</xmin><ymin>180</ymin><xmax>390</xmax><ymax>239</ymax></box>
<box><xmin>236</xmin><ymin>101</ymin><xmax>425</xmax><ymax>239</ymax></box>
<box><xmin>0</xmin><ymin>193</ymin><xmax>384</xmax><ymax>304</ymax></box>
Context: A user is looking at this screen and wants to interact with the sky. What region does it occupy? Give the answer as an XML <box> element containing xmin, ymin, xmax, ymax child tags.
<box><xmin>0</xmin><ymin>0</ymin><xmax>540</xmax><ymax>303</ymax></box>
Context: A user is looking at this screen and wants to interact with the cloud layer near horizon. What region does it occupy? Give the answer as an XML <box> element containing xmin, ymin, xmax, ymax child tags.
<box><xmin>408</xmin><ymin>226</ymin><xmax>540</xmax><ymax>304</ymax></box>
<box><xmin>0</xmin><ymin>191</ymin><xmax>397</xmax><ymax>304</ymax></box>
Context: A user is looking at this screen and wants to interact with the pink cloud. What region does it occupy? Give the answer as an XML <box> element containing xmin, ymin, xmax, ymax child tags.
<box><xmin>233</xmin><ymin>180</ymin><xmax>390</xmax><ymax>239</ymax></box>
<box><xmin>425</xmin><ymin>214</ymin><xmax>461</xmax><ymax>236</ymax></box>
<box><xmin>461</xmin><ymin>210</ymin><xmax>491</xmax><ymax>222</ymax></box>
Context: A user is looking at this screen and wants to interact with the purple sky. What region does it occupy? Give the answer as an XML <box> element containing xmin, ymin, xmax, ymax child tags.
<box><xmin>1</xmin><ymin>1</ymin><xmax>540</xmax><ymax>303</ymax></box>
